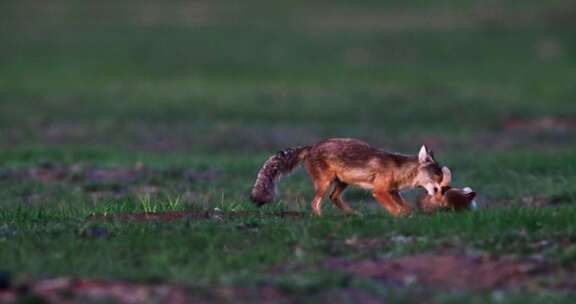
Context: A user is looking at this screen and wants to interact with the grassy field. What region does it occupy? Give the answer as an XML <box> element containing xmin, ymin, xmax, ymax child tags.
<box><xmin>1</xmin><ymin>0</ymin><xmax>576</xmax><ymax>303</ymax></box>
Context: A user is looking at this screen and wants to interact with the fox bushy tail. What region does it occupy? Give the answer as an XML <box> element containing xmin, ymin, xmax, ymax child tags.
<box><xmin>250</xmin><ymin>146</ymin><xmax>310</xmax><ymax>206</ymax></box>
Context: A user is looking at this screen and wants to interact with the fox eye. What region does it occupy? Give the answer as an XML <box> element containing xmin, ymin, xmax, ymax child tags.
<box><xmin>433</xmin><ymin>187</ymin><xmax>439</xmax><ymax>193</ymax></box>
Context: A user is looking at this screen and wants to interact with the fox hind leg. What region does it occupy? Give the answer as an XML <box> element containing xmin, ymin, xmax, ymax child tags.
<box><xmin>310</xmin><ymin>178</ymin><xmax>332</xmax><ymax>216</ymax></box>
<box><xmin>329</xmin><ymin>180</ymin><xmax>354</xmax><ymax>215</ymax></box>
<box><xmin>305</xmin><ymin>159</ymin><xmax>335</xmax><ymax>216</ymax></box>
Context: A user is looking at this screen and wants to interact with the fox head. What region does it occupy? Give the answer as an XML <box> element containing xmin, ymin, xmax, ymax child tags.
<box><xmin>414</xmin><ymin>145</ymin><xmax>450</xmax><ymax>195</ymax></box>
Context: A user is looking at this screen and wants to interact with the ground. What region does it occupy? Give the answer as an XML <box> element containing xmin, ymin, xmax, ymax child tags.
<box><xmin>1</xmin><ymin>0</ymin><xmax>576</xmax><ymax>303</ymax></box>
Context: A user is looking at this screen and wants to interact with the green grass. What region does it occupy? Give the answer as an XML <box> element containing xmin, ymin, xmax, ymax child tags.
<box><xmin>1</xmin><ymin>0</ymin><xmax>576</xmax><ymax>302</ymax></box>
<box><xmin>1</xmin><ymin>203</ymin><xmax>576</xmax><ymax>302</ymax></box>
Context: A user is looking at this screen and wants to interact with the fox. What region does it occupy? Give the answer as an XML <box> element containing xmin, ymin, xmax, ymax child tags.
<box><xmin>250</xmin><ymin>138</ymin><xmax>451</xmax><ymax>217</ymax></box>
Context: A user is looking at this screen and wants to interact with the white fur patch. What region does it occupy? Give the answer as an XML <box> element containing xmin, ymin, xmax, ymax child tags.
<box><xmin>462</xmin><ymin>187</ymin><xmax>478</xmax><ymax>210</ymax></box>
<box><xmin>462</xmin><ymin>187</ymin><xmax>473</xmax><ymax>194</ymax></box>
<box><xmin>354</xmin><ymin>182</ymin><xmax>374</xmax><ymax>190</ymax></box>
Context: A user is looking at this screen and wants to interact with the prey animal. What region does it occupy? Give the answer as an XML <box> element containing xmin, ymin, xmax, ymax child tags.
<box><xmin>250</xmin><ymin>138</ymin><xmax>451</xmax><ymax>216</ymax></box>
<box><xmin>417</xmin><ymin>167</ymin><xmax>478</xmax><ymax>213</ymax></box>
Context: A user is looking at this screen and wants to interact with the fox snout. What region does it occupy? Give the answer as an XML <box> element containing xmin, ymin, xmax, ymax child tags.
<box><xmin>422</xmin><ymin>183</ymin><xmax>439</xmax><ymax>196</ymax></box>
<box><xmin>421</xmin><ymin>166</ymin><xmax>452</xmax><ymax>196</ymax></box>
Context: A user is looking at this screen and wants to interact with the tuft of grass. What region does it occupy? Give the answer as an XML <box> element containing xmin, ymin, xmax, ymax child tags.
<box><xmin>138</xmin><ymin>195</ymin><xmax>157</xmax><ymax>213</ymax></box>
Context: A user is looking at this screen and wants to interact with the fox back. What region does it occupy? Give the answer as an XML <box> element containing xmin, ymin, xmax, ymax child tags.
<box><xmin>304</xmin><ymin>138</ymin><xmax>446</xmax><ymax>194</ymax></box>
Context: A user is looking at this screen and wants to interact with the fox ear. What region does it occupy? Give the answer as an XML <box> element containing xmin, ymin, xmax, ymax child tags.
<box><xmin>441</xmin><ymin>167</ymin><xmax>452</xmax><ymax>186</ymax></box>
<box><xmin>418</xmin><ymin>145</ymin><xmax>430</xmax><ymax>163</ymax></box>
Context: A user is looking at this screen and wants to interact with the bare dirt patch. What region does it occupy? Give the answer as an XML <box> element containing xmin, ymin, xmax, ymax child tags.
<box><xmin>296</xmin><ymin>4</ymin><xmax>546</xmax><ymax>33</ymax></box>
<box><xmin>1</xmin><ymin>122</ymin><xmax>322</xmax><ymax>153</ymax></box>
<box><xmin>487</xmin><ymin>192</ymin><xmax>576</xmax><ymax>209</ymax></box>
<box><xmin>519</xmin><ymin>192</ymin><xmax>576</xmax><ymax>208</ymax></box>
<box><xmin>0</xmin><ymin>277</ymin><xmax>292</xmax><ymax>304</ymax></box>
<box><xmin>0</xmin><ymin>277</ymin><xmax>190</xmax><ymax>304</ymax></box>
<box><xmin>503</xmin><ymin>116</ymin><xmax>576</xmax><ymax>131</ymax></box>
<box><xmin>0</xmin><ymin>162</ymin><xmax>217</xmax><ymax>199</ymax></box>
<box><xmin>327</xmin><ymin>255</ymin><xmax>549</xmax><ymax>292</ymax></box>
<box><xmin>3</xmin><ymin>117</ymin><xmax>575</xmax><ymax>154</ymax></box>
<box><xmin>1</xmin><ymin>163</ymin><xmax>216</xmax><ymax>184</ymax></box>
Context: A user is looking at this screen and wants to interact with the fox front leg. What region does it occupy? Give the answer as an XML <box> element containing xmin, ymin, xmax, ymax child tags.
<box><xmin>372</xmin><ymin>190</ymin><xmax>412</xmax><ymax>217</ymax></box>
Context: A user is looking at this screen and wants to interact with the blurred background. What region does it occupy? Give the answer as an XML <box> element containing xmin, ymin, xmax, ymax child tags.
<box><xmin>2</xmin><ymin>0</ymin><xmax>574</xmax><ymax>154</ymax></box>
